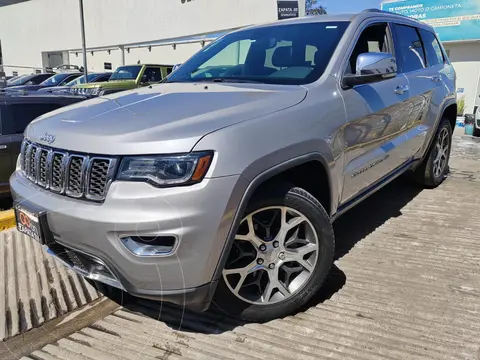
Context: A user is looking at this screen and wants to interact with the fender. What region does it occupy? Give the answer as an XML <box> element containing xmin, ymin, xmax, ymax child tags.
<box><xmin>211</xmin><ymin>152</ymin><xmax>333</xmax><ymax>282</ymax></box>
<box><xmin>416</xmin><ymin>97</ymin><xmax>457</xmax><ymax>163</ymax></box>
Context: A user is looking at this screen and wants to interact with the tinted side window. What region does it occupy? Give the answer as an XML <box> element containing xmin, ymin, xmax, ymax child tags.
<box><xmin>32</xmin><ymin>74</ymin><xmax>52</xmax><ymax>84</ymax></box>
<box><xmin>4</xmin><ymin>103</ymin><xmax>62</xmax><ymax>134</ymax></box>
<box><xmin>347</xmin><ymin>23</ymin><xmax>390</xmax><ymax>74</ymax></box>
<box><xmin>97</xmin><ymin>74</ymin><xmax>111</xmax><ymax>82</ymax></box>
<box><xmin>419</xmin><ymin>29</ymin><xmax>444</xmax><ymax>67</ymax></box>
<box><xmin>143</xmin><ymin>67</ymin><xmax>163</xmax><ymax>82</ymax></box>
<box><xmin>393</xmin><ymin>24</ymin><xmax>426</xmax><ymax>73</ymax></box>
<box><xmin>61</xmin><ymin>74</ymin><xmax>80</xmax><ymax>84</ymax></box>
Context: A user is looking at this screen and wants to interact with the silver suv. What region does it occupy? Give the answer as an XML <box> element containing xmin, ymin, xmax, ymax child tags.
<box><xmin>10</xmin><ymin>10</ymin><xmax>456</xmax><ymax>322</ymax></box>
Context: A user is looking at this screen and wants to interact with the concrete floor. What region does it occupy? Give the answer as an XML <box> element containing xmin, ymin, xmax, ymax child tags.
<box><xmin>3</xmin><ymin>127</ymin><xmax>480</xmax><ymax>359</ymax></box>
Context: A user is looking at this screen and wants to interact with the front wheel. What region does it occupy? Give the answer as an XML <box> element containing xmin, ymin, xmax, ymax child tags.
<box><xmin>213</xmin><ymin>185</ymin><xmax>334</xmax><ymax>322</ymax></box>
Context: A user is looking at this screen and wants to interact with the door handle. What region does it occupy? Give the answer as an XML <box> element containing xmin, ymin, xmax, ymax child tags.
<box><xmin>430</xmin><ymin>76</ymin><xmax>441</xmax><ymax>83</ymax></box>
<box><xmin>0</xmin><ymin>145</ymin><xmax>7</xmax><ymax>150</ymax></box>
<box><xmin>394</xmin><ymin>85</ymin><xmax>409</xmax><ymax>95</ymax></box>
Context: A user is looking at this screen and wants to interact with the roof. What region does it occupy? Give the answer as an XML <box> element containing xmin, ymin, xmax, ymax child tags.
<box><xmin>237</xmin><ymin>10</ymin><xmax>433</xmax><ymax>32</ymax></box>
<box><xmin>123</xmin><ymin>64</ymin><xmax>174</xmax><ymax>67</ymax></box>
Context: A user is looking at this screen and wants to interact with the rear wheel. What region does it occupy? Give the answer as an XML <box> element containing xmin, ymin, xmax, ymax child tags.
<box><xmin>413</xmin><ymin>117</ymin><xmax>452</xmax><ymax>188</ymax></box>
<box><xmin>213</xmin><ymin>185</ymin><xmax>334</xmax><ymax>322</ymax></box>
<box><xmin>473</xmin><ymin>125</ymin><xmax>480</xmax><ymax>137</ymax></box>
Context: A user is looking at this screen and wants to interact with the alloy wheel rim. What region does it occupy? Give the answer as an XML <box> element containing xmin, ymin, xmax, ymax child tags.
<box><xmin>223</xmin><ymin>206</ymin><xmax>319</xmax><ymax>305</ymax></box>
<box><xmin>433</xmin><ymin>127</ymin><xmax>450</xmax><ymax>178</ymax></box>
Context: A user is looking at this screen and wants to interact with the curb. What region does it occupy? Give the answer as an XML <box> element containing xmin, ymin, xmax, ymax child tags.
<box><xmin>0</xmin><ymin>210</ymin><xmax>15</xmax><ymax>231</ymax></box>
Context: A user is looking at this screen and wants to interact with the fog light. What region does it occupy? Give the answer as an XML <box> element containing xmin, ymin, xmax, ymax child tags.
<box><xmin>121</xmin><ymin>236</ymin><xmax>176</xmax><ymax>256</ymax></box>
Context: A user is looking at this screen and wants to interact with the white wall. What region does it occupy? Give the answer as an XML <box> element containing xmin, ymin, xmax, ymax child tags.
<box><xmin>444</xmin><ymin>42</ymin><xmax>480</xmax><ymax>114</ymax></box>
<box><xmin>0</xmin><ymin>0</ymin><xmax>295</xmax><ymax>75</ymax></box>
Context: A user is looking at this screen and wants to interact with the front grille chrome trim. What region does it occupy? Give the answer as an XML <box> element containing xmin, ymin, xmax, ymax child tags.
<box><xmin>49</xmin><ymin>151</ymin><xmax>67</xmax><ymax>193</ymax></box>
<box><xmin>65</xmin><ymin>155</ymin><xmax>89</xmax><ymax>198</ymax></box>
<box><xmin>20</xmin><ymin>139</ymin><xmax>116</xmax><ymax>202</ymax></box>
<box><xmin>85</xmin><ymin>157</ymin><xmax>117</xmax><ymax>201</ymax></box>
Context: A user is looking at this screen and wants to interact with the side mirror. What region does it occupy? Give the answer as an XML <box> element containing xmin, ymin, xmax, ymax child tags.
<box><xmin>343</xmin><ymin>52</ymin><xmax>397</xmax><ymax>88</ymax></box>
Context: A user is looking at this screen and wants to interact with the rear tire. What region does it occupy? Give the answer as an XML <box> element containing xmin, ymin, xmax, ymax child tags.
<box><xmin>413</xmin><ymin>117</ymin><xmax>452</xmax><ymax>188</ymax></box>
<box><xmin>473</xmin><ymin>125</ymin><xmax>480</xmax><ymax>137</ymax></box>
<box><xmin>213</xmin><ymin>183</ymin><xmax>334</xmax><ymax>322</ymax></box>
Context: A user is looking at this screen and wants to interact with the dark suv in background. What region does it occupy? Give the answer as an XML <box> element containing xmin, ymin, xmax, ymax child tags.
<box><xmin>5</xmin><ymin>73</ymin><xmax>53</xmax><ymax>87</ymax></box>
<box><xmin>5</xmin><ymin>73</ymin><xmax>82</xmax><ymax>93</ymax></box>
<box><xmin>0</xmin><ymin>94</ymin><xmax>86</xmax><ymax>196</ymax></box>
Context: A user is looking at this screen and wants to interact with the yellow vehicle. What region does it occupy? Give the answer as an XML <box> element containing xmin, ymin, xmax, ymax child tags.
<box><xmin>71</xmin><ymin>64</ymin><xmax>173</xmax><ymax>96</ymax></box>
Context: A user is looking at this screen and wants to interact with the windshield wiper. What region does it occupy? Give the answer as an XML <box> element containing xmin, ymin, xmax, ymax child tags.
<box><xmin>193</xmin><ymin>77</ymin><xmax>265</xmax><ymax>84</ymax></box>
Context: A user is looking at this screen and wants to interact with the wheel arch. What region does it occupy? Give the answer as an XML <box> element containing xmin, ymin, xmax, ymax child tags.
<box><xmin>418</xmin><ymin>99</ymin><xmax>457</xmax><ymax>162</ymax></box>
<box><xmin>212</xmin><ymin>152</ymin><xmax>334</xmax><ymax>282</ymax></box>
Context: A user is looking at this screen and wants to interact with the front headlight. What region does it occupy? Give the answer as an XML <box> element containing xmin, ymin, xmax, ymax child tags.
<box><xmin>117</xmin><ymin>151</ymin><xmax>213</xmax><ymax>187</ymax></box>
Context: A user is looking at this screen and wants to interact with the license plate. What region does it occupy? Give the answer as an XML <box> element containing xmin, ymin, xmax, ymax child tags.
<box><xmin>15</xmin><ymin>205</ymin><xmax>44</xmax><ymax>244</ymax></box>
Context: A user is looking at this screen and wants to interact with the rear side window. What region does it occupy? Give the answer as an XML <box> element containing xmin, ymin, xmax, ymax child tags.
<box><xmin>32</xmin><ymin>74</ymin><xmax>53</xmax><ymax>84</ymax></box>
<box><xmin>2</xmin><ymin>103</ymin><xmax>62</xmax><ymax>134</ymax></box>
<box><xmin>143</xmin><ymin>67</ymin><xmax>163</xmax><ymax>82</ymax></box>
<box><xmin>419</xmin><ymin>29</ymin><xmax>444</xmax><ymax>66</ymax></box>
<box><xmin>393</xmin><ymin>24</ymin><xmax>426</xmax><ymax>73</ymax></box>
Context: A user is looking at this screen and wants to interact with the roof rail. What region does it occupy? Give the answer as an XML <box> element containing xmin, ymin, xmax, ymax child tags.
<box><xmin>362</xmin><ymin>8</ymin><xmax>413</xmax><ymax>19</ymax></box>
<box><xmin>363</xmin><ymin>9</ymin><xmax>395</xmax><ymax>14</ymax></box>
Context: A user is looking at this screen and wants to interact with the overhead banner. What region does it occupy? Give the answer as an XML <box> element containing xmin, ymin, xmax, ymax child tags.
<box><xmin>277</xmin><ymin>1</ymin><xmax>299</xmax><ymax>20</ymax></box>
<box><xmin>381</xmin><ymin>0</ymin><xmax>480</xmax><ymax>41</ymax></box>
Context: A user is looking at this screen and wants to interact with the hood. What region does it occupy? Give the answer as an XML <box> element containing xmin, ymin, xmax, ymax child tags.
<box><xmin>38</xmin><ymin>86</ymin><xmax>70</xmax><ymax>93</ymax></box>
<box><xmin>74</xmin><ymin>80</ymin><xmax>136</xmax><ymax>90</ymax></box>
<box><xmin>5</xmin><ymin>85</ymin><xmax>45</xmax><ymax>92</ymax></box>
<box><xmin>25</xmin><ymin>82</ymin><xmax>307</xmax><ymax>155</ymax></box>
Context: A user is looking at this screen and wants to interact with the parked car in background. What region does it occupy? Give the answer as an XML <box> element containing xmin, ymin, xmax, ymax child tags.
<box><xmin>4</xmin><ymin>72</ymin><xmax>82</xmax><ymax>93</ymax></box>
<box><xmin>38</xmin><ymin>72</ymin><xmax>112</xmax><ymax>94</ymax></box>
<box><xmin>0</xmin><ymin>93</ymin><xmax>86</xmax><ymax>196</ymax></box>
<box><xmin>10</xmin><ymin>10</ymin><xmax>457</xmax><ymax>322</ymax></box>
<box><xmin>0</xmin><ymin>71</ymin><xmax>6</xmax><ymax>89</ymax></box>
<box><xmin>5</xmin><ymin>73</ymin><xmax>53</xmax><ymax>87</ymax></box>
<box><xmin>71</xmin><ymin>64</ymin><xmax>173</xmax><ymax>97</ymax></box>
<box><xmin>53</xmin><ymin>64</ymin><xmax>84</xmax><ymax>73</ymax></box>
<box><xmin>474</xmin><ymin>106</ymin><xmax>480</xmax><ymax>137</ymax></box>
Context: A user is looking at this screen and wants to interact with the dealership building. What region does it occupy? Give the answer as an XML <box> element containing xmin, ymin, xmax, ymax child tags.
<box><xmin>1</xmin><ymin>0</ymin><xmax>479</xmax><ymax>114</ymax></box>
<box><xmin>382</xmin><ymin>0</ymin><xmax>480</xmax><ymax>114</ymax></box>
<box><xmin>0</xmin><ymin>0</ymin><xmax>305</xmax><ymax>76</ymax></box>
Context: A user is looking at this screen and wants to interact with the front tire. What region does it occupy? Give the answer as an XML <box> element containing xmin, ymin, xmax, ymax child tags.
<box><xmin>413</xmin><ymin>117</ymin><xmax>452</xmax><ymax>188</ymax></box>
<box><xmin>213</xmin><ymin>184</ymin><xmax>334</xmax><ymax>322</ymax></box>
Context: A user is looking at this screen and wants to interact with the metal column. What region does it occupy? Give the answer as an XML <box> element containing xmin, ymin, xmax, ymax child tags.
<box><xmin>79</xmin><ymin>0</ymin><xmax>88</xmax><ymax>79</ymax></box>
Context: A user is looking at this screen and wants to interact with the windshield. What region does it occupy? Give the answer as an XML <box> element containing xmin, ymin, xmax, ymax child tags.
<box><xmin>40</xmin><ymin>73</ymin><xmax>71</xmax><ymax>86</ymax></box>
<box><xmin>110</xmin><ymin>66</ymin><xmax>142</xmax><ymax>80</ymax></box>
<box><xmin>8</xmin><ymin>75</ymin><xmax>31</xmax><ymax>86</ymax></box>
<box><xmin>166</xmin><ymin>21</ymin><xmax>349</xmax><ymax>85</ymax></box>
<box><xmin>65</xmin><ymin>73</ymin><xmax>99</xmax><ymax>86</ymax></box>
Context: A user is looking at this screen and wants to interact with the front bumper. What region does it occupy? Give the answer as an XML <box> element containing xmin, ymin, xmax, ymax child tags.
<box><xmin>10</xmin><ymin>171</ymin><xmax>245</xmax><ymax>311</ymax></box>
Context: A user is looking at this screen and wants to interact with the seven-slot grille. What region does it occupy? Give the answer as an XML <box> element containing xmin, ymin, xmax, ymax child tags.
<box><xmin>20</xmin><ymin>140</ymin><xmax>116</xmax><ymax>201</ymax></box>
